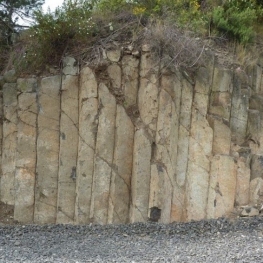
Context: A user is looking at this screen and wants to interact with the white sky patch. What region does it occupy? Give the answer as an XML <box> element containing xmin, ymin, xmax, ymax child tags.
<box><xmin>42</xmin><ymin>0</ymin><xmax>64</xmax><ymax>12</ymax></box>
<box><xmin>18</xmin><ymin>0</ymin><xmax>64</xmax><ymax>26</ymax></box>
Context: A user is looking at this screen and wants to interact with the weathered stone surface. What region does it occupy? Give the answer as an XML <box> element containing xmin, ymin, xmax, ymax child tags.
<box><xmin>248</xmin><ymin>97</ymin><xmax>263</xmax><ymax>154</ymax></box>
<box><xmin>138</xmin><ymin>78</ymin><xmax>158</xmax><ymax>133</ymax></box>
<box><xmin>235</xmin><ymin>158</ymin><xmax>250</xmax><ymax>206</ymax></box>
<box><xmin>195</xmin><ymin>66</ymin><xmax>213</xmax><ymax>95</ymax></box>
<box><xmin>149</xmin><ymin>164</ymin><xmax>164</xmax><ymax>217</ymax></box>
<box><xmin>14</xmin><ymin>92</ymin><xmax>37</xmax><ymax>223</ymax></box>
<box><xmin>230</xmin><ymin>74</ymin><xmax>249</xmax><ymax>145</ymax></box>
<box><xmin>212</xmin><ymin>68</ymin><xmax>233</xmax><ymax>93</ymax></box>
<box><xmin>171</xmin><ymin>77</ymin><xmax>191</xmax><ymax>222</ymax></box>
<box><xmin>151</xmin><ymin>87</ymin><xmax>179</xmax><ymax>223</ymax></box>
<box><xmin>130</xmin><ymin>129</ymin><xmax>151</xmax><ymax>222</ymax></box>
<box><xmin>209</xmin><ymin>118</ymin><xmax>231</xmax><ymax>155</ymax></box>
<box><xmin>250</xmin><ymin>177</ymin><xmax>263</xmax><ymax>205</ymax></box>
<box><xmin>186</xmin><ymin>71</ymin><xmax>214</xmax><ymax>221</ymax></box>
<box><xmin>3</xmin><ymin>69</ymin><xmax>17</xmax><ymax>83</ymax></box>
<box><xmin>62</xmin><ymin>57</ymin><xmax>78</xmax><ymax>75</ymax></box>
<box><xmin>247</xmin><ymin>110</ymin><xmax>260</xmax><ymax>152</ymax></box>
<box><xmin>79</xmin><ymin>67</ymin><xmax>97</xmax><ymax>98</ymax></box>
<box><xmin>240</xmin><ymin>206</ymin><xmax>259</xmax><ymax>217</ymax></box>
<box><xmin>142</xmin><ymin>44</ymin><xmax>151</xmax><ymax>52</ymax></box>
<box><xmin>91</xmin><ymin>83</ymin><xmax>116</xmax><ymax>224</ymax></box>
<box><xmin>75</xmin><ymin>68</ymin><xmax>98</xmax><ymax>224</ymax></box>
<box><xmin>75</xmin><ymin>98</ymin><xmax>98</xmax><ymax>224</ymax></box>
<box><xmin>1</xmin><ymin>83</ymin><xmax>17</xmax><ymax>205</ymax></box>
<box><xmin>2</xmin><ymin>51</ymin><xmax>263</xmax><ymax>225</ymax></box>
<box><xmin>138</xmin><ymin>52</ymin><xmax>159</xmax><ymax>134</ymax></box>
<box><xmin>107</xmin><ymin>64</ymin><xmax>121</xmax><ymax>89</ymax></box>
<box><xmin>108</xmin><ymin>105</ymin><xmax>134</xmax><ymax>224</ymax></box>
<box><xmin>207</xmin><ymin>155</ymin><xmax>236</xmax><ymax>219</ymax></box>
<box><xmin>176</xmin><ymin>77</ymin><xmax>193</xmax><ymax>188</ymax></box>
<box><xmin>34</xmin><ymin>76</ymin><xmax>60</xmax><ymax>224</ymax></box>
<box><xmin>122</xmin><ymin>55</ymin><xmax>139</xmax><ymax>107</ymax></box>
<box><xmin>57</xmin><ymin>75</ymin><xmax>79</xmax><ymax>224</ymax></box>
<box><xmin>250</xmin><ymin>94</ymin><xmax>263</xmax><ymax>112</ymax></box>
<box><xmin>247</xmin><ymin>65</ymin><xmax>262</xmax><ymax>93</ymax></box>
<box><xmin>0</xmin><ymin>76</ymin><xmax>4</xmax><ymax>88</ymax></box>
<box><xmin>209</xmin><ymin>92</ymin><xmax>231</xmax><ymax>120</ymax></box>
<box><xmin>17</xmin><ymin>78</ymin><xmax>37</xmax><ymax>93</ymax></box>
<box><xmin>250</xmin><ymin>155</ymin><xmax>263</xmax><ymax>181</ymax></box>
<box><xmin>107</xmin><ymin>49</ymin><xmax>121</xmax><ymax>62</ymax></box>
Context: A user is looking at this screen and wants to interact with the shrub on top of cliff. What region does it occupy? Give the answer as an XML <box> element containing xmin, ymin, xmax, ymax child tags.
<box><xmin>142</xmin><ymin>19</ymin><xmax>207</xmax><ymax>72</ymax></box>
<box><xmin>16</xmin><ymin>0</ymin><xmax>96</xmax><ymax>72</ymax></box>
<box><xmin>212</xmin><ymin>0</ymin><xmax>262</xmax><ymax>44</ymax></box>
<box><xmin>97</xmin><ymin>0</ymin><xmax>206</xmax><ymax>31</ymax></box>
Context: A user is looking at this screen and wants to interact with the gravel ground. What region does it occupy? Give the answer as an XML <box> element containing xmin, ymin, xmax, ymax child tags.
<box><xmin>0</xmin><ymin>217</ymin><xmax>263</xmax><ymax>262</ymax></box>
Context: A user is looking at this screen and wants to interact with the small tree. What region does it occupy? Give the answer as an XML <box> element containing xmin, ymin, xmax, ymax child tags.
<box><xmin>0</xmin><ymin>0</ymin><xmax>44</xmax><ymax>45</ymax></box>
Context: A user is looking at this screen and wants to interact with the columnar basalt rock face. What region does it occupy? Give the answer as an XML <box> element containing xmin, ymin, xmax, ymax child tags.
<box><xmin>130</xmin><ymin>129</ymin><xmax>151</xmax><ymax>222</ymax></box>
<box><xmin>75</xmin><ymin>67</ymin><xmax>98</xmax><ymax>224</ymax></box>
<box><xmin>108</xmin><ymin>105</ymin><xmax>134</xmax><ymax>224</ymax></box>
<box><xmin>186</xmin><ymin>66</ymin><xmax>214</xmax><ymax>221</ymax></box>
<box><xmin>14</xmin><ymin>80</ymin><xmax>37</xmax><ymax>223</ymax></box>
<box><xmin>34</xmin><ymin>76</ymin><xmax>61</xmax><ymax>224</ymax></box>
<box><xmin>91</xmin><ymin>83</ymin><xmax>117</xmax><ymax>224</ymax></box>
<box><xmin>207</xmin><ymin>155</ymin><xmax>236</xmax><ymax>219</ymax></box>
<box><xmin>1</xmin><ymin>50</ymin><xmax>263</xmax><ymax>225</ymax></box>
<box><xmin>236</xmin><ymin>157</ymin><xmax>250</xmax><ymax>206</ymax></box>
<box><xmin>1</xmin><ymin>83</ymin><xmax>17</xmax><ymax>206</ymax></box>
<box><xmin>57</xmin><ymin>75</ymin><xmax>79</xmax><ymax>224</ymax></box>
<box><xmin>122</xmin><ymin>55</ymin><xmax>139</xmax><ymax>107</ymax></box>
<box><xmin>138</xmin><ymin>51</ymin><xmax>159</xmax><ymax>135</ymax></box>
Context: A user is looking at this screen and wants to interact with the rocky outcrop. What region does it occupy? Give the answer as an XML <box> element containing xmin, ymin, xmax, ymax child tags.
<box><xmin>1</xmin><ymin>48</ymin><xmax>263</xmax><ymax>224</ymax></box>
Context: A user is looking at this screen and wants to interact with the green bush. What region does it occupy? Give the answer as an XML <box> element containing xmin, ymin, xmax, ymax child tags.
<box><xmin>17</xmin><ymin>0</ymin><xmax>96</xmax><ymax>72</ymax></box>
<box><xmin>212</xmin><ymin>0</ymin><xmax>259</xmax><ymax>43</ymax></box>
<box><xmin>9</xmin><ymin>0</ymin><xmax>263</xmax><ymax>74</ymax></box>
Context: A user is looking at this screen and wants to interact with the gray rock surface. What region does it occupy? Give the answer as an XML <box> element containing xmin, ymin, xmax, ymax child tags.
<box><xmin>1</xmin><ymin>217</ymin><xmax>263</xmax><ymax>262</ymax></box>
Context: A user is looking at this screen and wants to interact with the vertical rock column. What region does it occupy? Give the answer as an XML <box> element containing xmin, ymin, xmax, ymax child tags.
<box><xmin>56</xmin><ymin>75</ymin><xmax>79</xmax><ymax>224</ymax></box>
<box><xmin>206</xmin><ymin>68</ymin><xmax>238</xmax><ymax>218</ymax></box>
<box><xmin>108</xmin><ymin>105</ymin><xmax>134</xmax><ymax>224</ymax></box>
<box><xmin>186</xmin><ymin>66</ymin><xmax>214</xmax><ymax>221</ymax></box>
<box><xmin>149</xmin><ymin>71</ymin><xmax>182</xmax><ymax>223</ymax></box>
<box><xmin>90</xmin><ymin>83</ymin><xmax>116</xmax><ymax>224</ymax></box>
<box><xmin>14</xmin><ymin>78</ymin><xmax>37</xmax><ymax>223</ymax></box>
<box><xmin>1</xmin><ymin>83</ymin><xmax>17</xmax><ymax>205</ymax></box>
<box><xmin>130</xmin><ymin>45</ymin><xmax>159</xmax><ymax>222</ymax></box>
<box><xmin>173</xmin><ymin>75</ymin><xmax>193</xmax><ymax>222</ymax></box>
<box><xmin>75</xmin><ymin>67</ymin><xmax>98</xmax><ymax>224</ymax></box>
<box><xmin>207</xmin><ymin>155</ymin><xmax>236</xmax><ymax>218</ymax></box>
<box><xmin>230</xmin><ymin>70</ymin><xmax>249</xmax><ymax>145</ymax></box>
<box><xmin>137</xmin><ymin>45</ymin><xmax>159</xmax><ymax>136</ymax></box>
<box><xmin>34</xmin><ymin>76</ymin><xmax>60</xmax><ymax>224</ymax></box>
<box><xmin>122</xmin><ymin>55</ymin><xmax>139</xmax><ymax>107</ymax></box>
<box><xmin>130</xmin><ymin>129</ymin><xmax>151</xmax><ymax>222</ymax></box>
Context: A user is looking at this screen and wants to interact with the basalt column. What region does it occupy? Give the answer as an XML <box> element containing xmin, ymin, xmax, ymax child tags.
<box><xmin>14</xmin><ymin>78</ymin><xmax>37</xmax><ymax>223</ymax></box>
<box><xmin>90</xmin><ymin>83</ymin><xmax>116</xmax><ymax>224</ymax></box>
<box><xmin>1</xmin><ymin>83</ymin><xmax>17</xmax><ymax>206</ymax></box>
<box><xmin>57</xmin><ymin>74</ymin><xmax>79</xmax><ymax>224</ymax></box>
<box><xmin>34</xmin><ymin>76</ymin><xmax>61</xmax><ymax>224</ymax></box>
<box><xmin>75</xmin><ymin>67</ymin><xmax>98</xmax><ymax>224</ymax></box>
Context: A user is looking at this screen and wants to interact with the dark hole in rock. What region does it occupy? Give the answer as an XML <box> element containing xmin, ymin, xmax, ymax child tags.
<box><xmin>245</xmin><ymin>207</ymin><xmax>251</xmax><ymax>213</ymax></box>
<box><xmin>61</xmin><ymin>132</ymin><xmax>66</xmax><ymax>140</ymax></box>
<box><xmin>149</xmin><ymin>206</ymin><xmax>161</xmax><ymax>222</ymax></box>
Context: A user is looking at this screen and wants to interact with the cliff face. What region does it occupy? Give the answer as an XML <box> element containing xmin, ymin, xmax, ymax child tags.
<box><xmin>0</xmin><ymin>45</ymin><xmax>262</xmax><ymax>224</ymax></box>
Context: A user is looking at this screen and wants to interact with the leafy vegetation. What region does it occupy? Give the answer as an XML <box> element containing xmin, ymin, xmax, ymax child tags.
<box><xmin>0</xmin><ymin>0</ymin><xmax>44</xmax><ymax>45</ymax></box>
<box><xmin>1</xmin><ymin>0</ymin><xmax>263</xmax><ymax>74</ymax></box>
